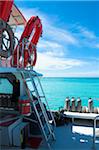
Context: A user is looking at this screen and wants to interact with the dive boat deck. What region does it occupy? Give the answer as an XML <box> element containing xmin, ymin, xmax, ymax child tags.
<box><xmin>51</xmin><ymin>124</ymin><xmax>99</xmax><ymax>150</ymax></box>
<box><xmin>64</xmin><ymin>112</ymin><xmax>99</xmax><ymax>120</ymax></box>
<box><xmin>1</xmin><ymin>123</ymin><xmax>99</xmax><ymax>150</ymax></box>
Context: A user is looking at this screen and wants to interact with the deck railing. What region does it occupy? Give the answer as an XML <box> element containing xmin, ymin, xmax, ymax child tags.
<box><xmin>93</xmin><ymin>115</ymin><xmax>99</xmax><ymax>149</ymax></box>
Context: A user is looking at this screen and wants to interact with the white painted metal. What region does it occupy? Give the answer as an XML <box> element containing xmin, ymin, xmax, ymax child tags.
<box><xmin>33</xmin><ymin>74</ymin><xmax>56</xmax><ymax>126</ymax></box>
<box><xmin>93</xmin><ymin>115</ymin><xmax>99</xmax><ymax>149</ymax></box>
<box><xmin>64</xmin><ymin>97</ymin><xmax>70</xmax><ymax>111</ymax></box>
<box><xmin>88</xmin><ymin>98</ymin><xmax>93</xmax><ymax>113</ymax></box>
<box><xmin>71</xmin><ymin>97</ymin><xmax>76</xmax><ymax>112</ymax></box>
<box><xmin>77</xmin><ymin>98</ymin><xmax>82</xmax><ymax>112</ymax></box>
<box><xmin>21</xmin><ymin>70</ymin><xmax>55</xmax><ymax>149</ymax></box>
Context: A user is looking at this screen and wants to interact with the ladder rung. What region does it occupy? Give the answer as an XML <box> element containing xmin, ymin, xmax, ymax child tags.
<box><xmin>26</xmin><ymin>79</ymin><xmax>31</xmax><ymax>82</ymax></box>
<box><xmin>30</xmin><ymin>90</ymin><xmax>35</xmax><ymax>93</ymax></box>
<box><xmin>43</xmin><ymin>123</ymin><xmax>48</xmax><ymax>130</ymax></box>
<box><xmin>21</xmin><ymin>71</ymin><xmax>56</xmax><ymax>146</ymax></box>
<box><xmin>39</xmin><ymin>96</ymin><xmax>45</xmax><ymax>98</ymax></box>
<box><xmin>39</xmin><ymin>111</ymin><xmax>43</xmax><ymax>117</ymax></box>
<box><xmin>34</xmin><ymin>100</ymin><xmax>38</xmax><ymax>105</ymax></box>
<box><xmin>47</xmin><ymin>133</ymin><xmax>52</xmax><ymax>141</ymax></box>
<box><xmin>31</xmin><ymin>100</ymin><xmax>38</xmax><ymax>106</ymax></box>
<box><xmin>43</xmin><ymin>122</ymin><xmax>51</xmax><ymax>131</ymax></box>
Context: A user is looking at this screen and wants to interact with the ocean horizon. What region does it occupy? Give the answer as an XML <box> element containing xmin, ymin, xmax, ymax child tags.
<box><xmin>40</xmin><ymin>77</ymin><xmax>99</xmax><ymax>110</ymax></box>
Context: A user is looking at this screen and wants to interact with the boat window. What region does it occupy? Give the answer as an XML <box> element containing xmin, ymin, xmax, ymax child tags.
<box><xmin>0</xmin><ymin>78</ymin><xmax>13</xmax><ymax>94</ymax></box>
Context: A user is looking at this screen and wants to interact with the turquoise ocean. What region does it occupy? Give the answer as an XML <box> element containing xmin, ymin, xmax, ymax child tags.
<box><xmin>40</xmin><ymin>77</ymin><xmax>99</xmax><ymax>110</ymax></box>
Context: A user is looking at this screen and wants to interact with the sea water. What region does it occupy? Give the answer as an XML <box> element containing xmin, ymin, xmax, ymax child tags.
<box><xmin>40</xmin><ymin>77</ymin><xmax>99</xmax><ymax>110</ymax></box>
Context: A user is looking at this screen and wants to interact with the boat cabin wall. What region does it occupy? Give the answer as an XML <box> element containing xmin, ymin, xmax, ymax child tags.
<box><xmin>13</xmin><ymin>72</ymin><xmax>28</xmax><ymax>98</ymax></box>
<box><xmin>0</xmin><ymin>72</ymin><xmax>29</xmax><ymax>99</ymax></box>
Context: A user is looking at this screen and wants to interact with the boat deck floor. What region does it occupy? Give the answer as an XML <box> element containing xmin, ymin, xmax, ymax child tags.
<box><xmin>39</xmin><ymin>122</ymin><xmax>99</xmax><ymax>150</ymax></box>
<box><xmin>1</xmin><ymin>123</ymin><xmax>99</xmax><ymax>150</ymax></box>
<box><xmin>51</xmin><ymin>124</ymin><xmax>99</xmax><ymax>150</ymax></box>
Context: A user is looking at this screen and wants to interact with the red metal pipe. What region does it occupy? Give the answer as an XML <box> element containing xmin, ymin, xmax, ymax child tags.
<box><xmin>0</xmin><ymin>0</ymin><xmax>13</xmax><ymax>22</ymax></box>
<box><xmin>13</xmin><ymin>16</ymin><xmax>42</xmax><ymax>67</ymax></box>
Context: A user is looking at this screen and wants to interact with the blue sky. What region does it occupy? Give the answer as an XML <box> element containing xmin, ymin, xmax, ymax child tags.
<box><xmin>15</xmin><ymin>0</ymin><xmax>99</xmax><ymax>77</ymax></box>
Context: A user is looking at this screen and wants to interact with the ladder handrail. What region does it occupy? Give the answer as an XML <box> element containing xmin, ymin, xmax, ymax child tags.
<box><xmin>28</xmin><ymin>72</ymin><xmax>55</xmax><ymax>137</ymax></box>
<box><xmin>21</xmin><ymin>71</ymin><xmax>49</xmax><ymax>140</ymax></box>
<box><xmin>93</xmin><ymin>115</ymin><xmax>99</xmax><ymax>149</ymax></box>
<box><xmin>35</xmin><ymin>74</ymin><xmax>56</xmax><ymax>126</ymax></box>
<box><xmin>20</xmin><ymin>70</ymin><xmax>55</xmax><ymax>149</ymax></box>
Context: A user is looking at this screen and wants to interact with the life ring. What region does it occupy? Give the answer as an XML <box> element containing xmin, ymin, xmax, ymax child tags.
<box><xmin>0</xmin><ymin>19</ymin><xmax>15</xmax><ymax>58</ymax></box>
<box><xmin>13</xmin><ymin>16</ymin><xmax>42</xmax><ymax>68</ymax></box>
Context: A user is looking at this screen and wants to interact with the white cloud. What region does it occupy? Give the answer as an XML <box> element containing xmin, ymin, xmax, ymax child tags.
<box><xmin>95</xmin><ymin>43</ymin><xmax>99</xmax><ymax>49</ymax></box>
<box><xmin>14</xmin><ymin>6</ymin><xmax>99</xmax><ymax>77</ymax></box>
<box><xmin>81</xmin><ymin>30</ymin><xmax>96</xmax><ymax>39</ymax></box>
<box><xmin>19</xmin><ymin>7</ymin><xmax>78</xmax><ymax>46</ymax></box>
<box><xmin>34</xmin><ymin>52</ymin><xmax>99</xmax><ymax>77</ymax></box>
<box><xmin>14</xmin><ymin>26</ymin><xmax>24</xmax><ymax>40</ymax></box>
<box><xmin>44</xmin><ymin>26</ymin><xmax>78</xmax><ymax>45</ymax></box>
<box><xmin>58</xmin><ymin>72</ymin><xmax>99</xmax><ymax>78</ymax></box>
<box><xmin>77</xmin><ymin>26</ymin><xmax>96</xmax><ymax>39</ymax></box>
<box><xmin>16</xmin><ymin>7</ymin><xmax>99</xmax><ymax>50</ymax></box>
<box><xmin>38</xmin><ymin>40</ymin><xmax>63</xmax><ymax>49</ymax></box>
<box><xmin>34</xmin><ymin>52</ymin><xmax>85</xmax><ymax>71</ymax></box>
<box><xmin>37</xmin><ymin>39</ymin><xmax>67</xmax><ymax>57</ymax></box>
<box><xmin>73</xmin><ymin>24</ymin><xmax>99</xmax><ymax>48</ymax></box>
<box><xmin>14</xmin><ymin>7</ymin><xmax>78</xmax><ymax>61</ymax></box>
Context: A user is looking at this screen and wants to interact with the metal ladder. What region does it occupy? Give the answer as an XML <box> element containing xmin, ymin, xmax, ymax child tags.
<box><xmin>30</xmin><ymin>70</ymin><xmax>56</xmax><ymax>126</ymax></box>
<box><xmin>21</xmin><ymin>70</ymin><xmax>56</xmax><ymax>149</ymax></box>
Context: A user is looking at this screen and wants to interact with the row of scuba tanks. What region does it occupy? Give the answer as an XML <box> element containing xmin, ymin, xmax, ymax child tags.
<box><xmin>64</xmin><ymin>97</ymin><xmax>99</xmax><ymax>114</ymax></box>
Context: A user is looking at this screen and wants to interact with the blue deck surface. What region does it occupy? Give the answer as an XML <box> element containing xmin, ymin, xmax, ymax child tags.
<box><xmin>51</xmin><ymin>124</ymin><xmax>99</xmax><ymax>150</ymax></box>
